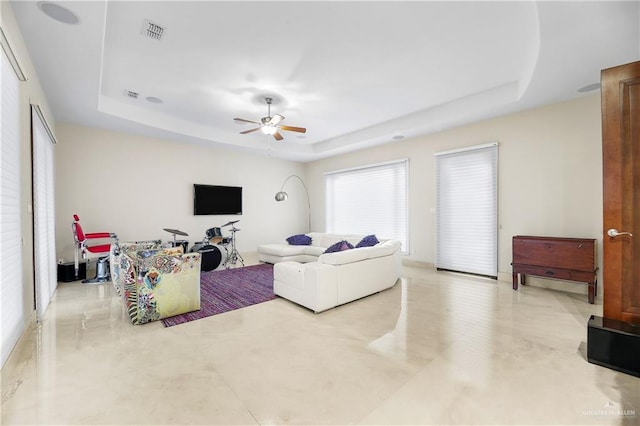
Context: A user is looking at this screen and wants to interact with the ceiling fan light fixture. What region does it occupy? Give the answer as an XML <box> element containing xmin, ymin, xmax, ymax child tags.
<box><xmin>261</xmin><ymin>126</ymin><xmax>277</xmax><ymax>135</ymax></box>
<box><xmin>235</xmin><ymin>96</ymin><xmax>306</xmax><ymax>141</ymax></box>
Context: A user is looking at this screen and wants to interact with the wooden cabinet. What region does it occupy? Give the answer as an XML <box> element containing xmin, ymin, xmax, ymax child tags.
<box><xmin>512</xmin><ymin>236</ymin><xmax>598</xmax><ymax>304</ymax></box>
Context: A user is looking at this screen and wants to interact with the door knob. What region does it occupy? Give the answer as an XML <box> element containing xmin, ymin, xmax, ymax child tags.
<box><xmin>607</xmin><ymin>228</ymin><xmax>633</xmax><ymax>237</ymax></box>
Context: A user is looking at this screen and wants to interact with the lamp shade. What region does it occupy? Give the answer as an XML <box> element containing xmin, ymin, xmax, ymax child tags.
<box><xmin>275</xmin><ymin>191</ymin><xmax>288</xmax><ymax>202</ymax></box>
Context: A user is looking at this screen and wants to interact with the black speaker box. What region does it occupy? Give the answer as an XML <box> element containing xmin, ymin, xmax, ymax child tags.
<box><xmin>587</xmin><ymin>315</ymin><xmax>640</xmax><ymax>378</ymax></box>
<box><xmin>57</xmin><ymin>261</ymin><xmax>86</xmax><ymax>282</ymax></box>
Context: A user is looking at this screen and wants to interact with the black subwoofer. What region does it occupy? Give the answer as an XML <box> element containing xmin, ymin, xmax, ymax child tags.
<box><xmin>587</xmin><ymin>315</ymin><xmax>640</xmax><ymax>378</ymax></box>
<box><xmin>57</xmin><ymin>261</ymin><xmax>86</xmax><ymax>282</ymax></box>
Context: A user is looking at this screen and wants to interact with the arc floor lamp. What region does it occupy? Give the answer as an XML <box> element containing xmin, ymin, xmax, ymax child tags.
<box><xmin>275</xmin><ymin>175</ymin><xmax>311</xmax><ymax>232</ymax></box>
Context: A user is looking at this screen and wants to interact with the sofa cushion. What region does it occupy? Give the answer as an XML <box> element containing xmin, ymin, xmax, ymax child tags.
<box><xmin>321</xmin><ymin>235</ymin><xmax>345</xmax><ymax>248</ymax></box>
<box><xmin>303</xmin><ymin>245</ymin><xmax>326</xmax><ymax>257</ymax></box>
<box><xmin>307</xmin><ymin>232</ymin><xmax>327</xmax><ymax>247</ymax></box>
<box><xmin>258</xmin><ymin>243</ymin><xmax>307</xmax><ymax>257</ymax></box>
<box><xmin>319</xmin><ymin>240</ymin><xmax>400</xmax><ymax>266</ymax></box>
<box><xmin>324</xmin><ymin>240</ymin><xmax>354</xmax><ymax>254</ymax></box>
<box><xmin>320</xmin><ymin>246</ymin><xmax>372</xmax><ymax>265</ymax></box>
<box><xmin>356</xmin><ymin>234</ymin><xmax>379</xmax><ymax>248</ymax></box>
<box><xmin>378</xmin><ymin>239</ymin><xmax>402</xmax><ymax>255</ymax></box>
<box><xmin>286</xmin><ymin>234</ymin><xmax>312</xmax><ymax>246</ymax></box>
<box><xmin>320</xmin><ymin>234</ymin><xmax>363</xmax><ymax>248</ymax></box>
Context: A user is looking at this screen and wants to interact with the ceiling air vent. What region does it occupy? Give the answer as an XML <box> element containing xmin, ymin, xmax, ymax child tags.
<box><xmin>142</xmin><ymin>19</ymin><xmax>166</xmax><ymax>41</ymax></box>
<box><xmin>124</xmin><ymin>90</ymin><xmax>139</xmax><ymax>99</ymax></box>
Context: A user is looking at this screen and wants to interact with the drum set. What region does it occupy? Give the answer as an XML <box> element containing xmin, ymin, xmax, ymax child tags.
<box><xmin>163</xmin><ymin>220</ymin><xmax>244</xmax><ymax>272</ymax></box>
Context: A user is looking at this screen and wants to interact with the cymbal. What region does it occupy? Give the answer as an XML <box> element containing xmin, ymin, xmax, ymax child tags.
<box><xmin>163</xmin><ymin>228</ymin><xmax>189</xmax><ymax>236</ymax></box>
<box><xmin>221</xmin><ymin>220</ymin><xmax>239</xmax><ymax>227</ymax></box>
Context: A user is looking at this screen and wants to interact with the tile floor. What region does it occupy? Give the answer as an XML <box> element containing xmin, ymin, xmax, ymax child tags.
<box><xmin>1</xmin><ymin>257</ymin><xmax>639</xmax><ymax>425</ymax></box>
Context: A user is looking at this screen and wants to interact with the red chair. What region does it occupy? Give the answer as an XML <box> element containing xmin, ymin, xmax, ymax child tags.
<box><xmin>71</xmin><ymin>214</ymin><xmax>117</xmax><ymax>283</ymax></box>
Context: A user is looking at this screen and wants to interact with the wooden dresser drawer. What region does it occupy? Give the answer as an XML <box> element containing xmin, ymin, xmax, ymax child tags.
<box><xmin>513</xmin><ymin>264</ymin><xmax>574</xmax><ymax>281</ymax></box>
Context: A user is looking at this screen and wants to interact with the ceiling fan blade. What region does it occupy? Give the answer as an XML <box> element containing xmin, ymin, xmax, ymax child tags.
<box><xmin>234</xmin><ymin>117</ymin><xmax>260</xmax><ymax>125</ymax></box>
<box><xmin>270</xmin><ymin>114</ymin><xmax>285</xmax><ymax>125</ymax></box>
<box><xmin>273</xmin><ymin>131</ymin><xmax>284</xmax><ymax>141</ymax></box>
<box><xmin>240</xmin><ymin>127</ymin><xmax>261</xmax><ymax>134</ymax></box>
<box><xmin>278</xmin><ymin>125</ymin><xmax>307</xmax><ymax>134</ymax></box>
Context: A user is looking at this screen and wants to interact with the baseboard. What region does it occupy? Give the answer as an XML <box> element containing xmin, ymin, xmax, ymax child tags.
<box><xmin>401</xmin><ymin>258</ymin><xmax>434</xmax><ymax>269</ymax></box>
<box><xmin>497</xmin><ymin>271</ymin><xmax>511</xmax><ymax>283</ymax></box>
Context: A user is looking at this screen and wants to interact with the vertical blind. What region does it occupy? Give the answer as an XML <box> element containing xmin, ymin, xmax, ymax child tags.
<box><xmin>1</xmin><ymin>50</ymin><xmax>24</xmax><ymax>367</ymax></box>
<box><xmin>32</xmin><ymin>105</ymin><xmax>57</xmax><ymax>320</ymax></box>
<box><xmin>435</xmin><ymin>143</ymin><xmax>498</xmax><ymax>277</ymax></box>
<box><xmin>326</xmin><ymin>159</ymin><xmax>408</xmax><ymax>251</ymax></box>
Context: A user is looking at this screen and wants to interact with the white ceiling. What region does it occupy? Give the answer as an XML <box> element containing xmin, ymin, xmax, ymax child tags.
<box><xmin>10</xmin><ymin>1</ymin><xmax>640</xmax><ymax>162</ymax></box>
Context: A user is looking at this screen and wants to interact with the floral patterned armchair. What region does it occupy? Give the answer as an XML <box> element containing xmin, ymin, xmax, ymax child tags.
<box><xmin>110</xmin><ymin>240</ymin><xmax>201</xmax><ymax>325</ymax></box>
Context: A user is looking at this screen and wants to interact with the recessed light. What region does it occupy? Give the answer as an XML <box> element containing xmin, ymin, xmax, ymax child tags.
<box><xmin>145</xmin><ymin>96</ymin><xmax>163</xmax><ymax>104</ymax></box>
<box><xmin>38</xmin><ymin>2</ymin><xmax>80</xmax><ymax>25</ymax></box>
<box><xmin>578</xmin><ymin>83</ymin><xmax>600</xmax><ymax>93</ymax></box>
<box><xmin>392</xmin><ymin>135</ymin><xmax>404</xmax><ymax>140</ymax></box>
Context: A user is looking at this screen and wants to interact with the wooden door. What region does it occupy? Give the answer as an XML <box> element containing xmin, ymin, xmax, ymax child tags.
<box><xmin>602</xmin><ymin>61</ymin><xmax>640</xmax><ymax>324</ymax></box>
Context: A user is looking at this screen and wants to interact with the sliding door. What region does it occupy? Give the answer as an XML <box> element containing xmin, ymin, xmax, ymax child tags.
<box><xmin>1</xmin><ymin>47</ymin><xmax>24</xmax><ymax>367</ymax></box>
<box><xmin>32</xmin><ymin>105</ymin><xmax>57</xmax><ymax>320</ymax></box>
<box><xmin>435</xmin><ymin>143</ymin><xmax>498</xmax><ymax>278</ymax></box>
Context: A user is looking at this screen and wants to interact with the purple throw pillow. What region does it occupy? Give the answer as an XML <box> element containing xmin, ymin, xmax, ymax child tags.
<box><xmin>286</xmin><ymin>234</ymin><xmax>312</xmax><ymax>246</ymax></box>
<box><xmin>323</xmin><ymin>240</ymin><xmax>354</xmax><ymax>254</ymax></box>
<box><xmin>356</xmin><ymin>234</ymin><xmax>379</xmax><ymax>248</ymax></box>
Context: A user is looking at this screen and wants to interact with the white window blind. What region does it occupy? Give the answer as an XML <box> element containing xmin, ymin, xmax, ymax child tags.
<box><xmin>32</xmin><ymin>105</ymin><xmax>57</xmax><ymax>320</ymax></box>
<box><xmin>326</xmin><ymin>159</ymin><xmax>408</xmax><ymax>251</ymax></box>
<box><xmin>435</xmin><ymin>143</ymin><xmax>498</xmax><ymax>278</ymax></box>
<box><xmin>1</xmin><ymin>50</ymin><xmax>24</xmax><ymax>368</ymax></box>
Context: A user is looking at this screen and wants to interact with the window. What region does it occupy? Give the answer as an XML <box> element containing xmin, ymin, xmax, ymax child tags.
<box><xmin>435</xmin><ymin>143</ymin><xmax>498</xmax><ymax>278</ymax></box>
<box><xmin>325</xmin><ymin>159</ymin><xmax>408</xmax><ymax>251</ymax></box>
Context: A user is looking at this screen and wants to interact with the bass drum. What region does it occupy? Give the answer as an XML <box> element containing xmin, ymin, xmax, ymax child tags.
<box><xmin>190</xmin><ymin>243</ymin><xmax>227</xmax><ymax>272</ymax></box>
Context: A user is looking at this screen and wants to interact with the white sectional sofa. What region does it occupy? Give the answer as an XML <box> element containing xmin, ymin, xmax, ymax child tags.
<box><xmin>261</xmin><ymin>233</ymin><xmax>402</xmax><ymax>313</ymax></box>
<box><xmin>258</xmin><ymin>232</ymin><xmax>372</xmax><ymax>264</ymax></box>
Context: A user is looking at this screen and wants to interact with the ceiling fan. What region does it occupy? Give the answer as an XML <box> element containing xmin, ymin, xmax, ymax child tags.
<box><xmin>234</xmin><ymin>97</ymin><xmax>307</xmax><ymax>141</ymax></box>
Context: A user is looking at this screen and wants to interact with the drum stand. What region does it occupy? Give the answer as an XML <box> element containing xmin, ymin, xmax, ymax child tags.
<box><xmin>225</xmin><ymin>226</ymin><xmax>244</xmax><ymax>268</ymax></box>
<box><xmin>163</xmin><ymin>228</ymin><xmax>189</xmax><ymax>247</ymax></box>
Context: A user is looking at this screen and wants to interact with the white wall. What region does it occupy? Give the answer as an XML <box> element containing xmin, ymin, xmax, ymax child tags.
<box><xmin>54</xmin><ymin>124</ymin><xmax>308</xmax><ymax>263</ymax></box>
<box><xmin>306</xmin><ymin>94</ymin><xmax>603</xmax><ymax>293</ymax></box>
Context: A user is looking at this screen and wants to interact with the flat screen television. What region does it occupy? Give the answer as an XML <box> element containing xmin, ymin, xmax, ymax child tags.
<box><xmin>193</xmin><ymin>184</ymin><xmax>243</xmax><ymax>215</ymax></box>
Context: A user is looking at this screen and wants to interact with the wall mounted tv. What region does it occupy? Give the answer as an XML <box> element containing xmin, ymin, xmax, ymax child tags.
<box><xmin>193</xmin><ymin>184</ymin><xmax>243</xmax><ymax>215</ymax></box>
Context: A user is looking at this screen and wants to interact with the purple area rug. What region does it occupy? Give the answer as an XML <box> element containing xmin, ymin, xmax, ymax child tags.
<box><xmin>161</xmin><ymin>263</ymin><xmax>275</xmax><ymax>327</ymax></box>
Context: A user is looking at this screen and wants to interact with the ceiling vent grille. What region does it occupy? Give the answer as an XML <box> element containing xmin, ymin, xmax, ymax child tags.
<box><xmin>142</xmin><ymin>19</ymin><xmax>166</xmax><ymax>41</ymax></box>
<box><xmin>124</xmin><ymin>90</ymin><xmax>139</xmax><ymax>99</ymax></box>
